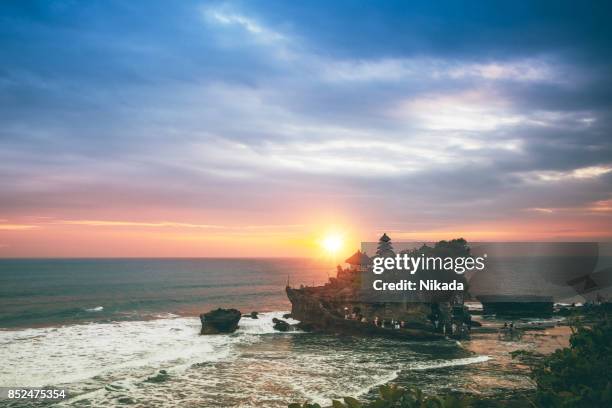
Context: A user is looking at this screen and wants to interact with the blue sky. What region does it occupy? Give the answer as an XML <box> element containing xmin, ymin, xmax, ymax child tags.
<box><xmin>1</xmin><ymin>1</ymin><xmax>611</xmax><ymax>255</ymax></box>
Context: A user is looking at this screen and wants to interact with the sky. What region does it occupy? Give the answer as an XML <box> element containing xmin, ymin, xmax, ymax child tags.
<box><xmin>1</xmin><ymin>0</ymin><xmax>611</xmax><ymax>257</ymax></box>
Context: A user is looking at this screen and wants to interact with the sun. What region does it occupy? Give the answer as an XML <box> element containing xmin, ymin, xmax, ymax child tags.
<box><xmin>321</xmin><ymin>234</ymin><xmax>343</xmax><ymax>255</ymax></box>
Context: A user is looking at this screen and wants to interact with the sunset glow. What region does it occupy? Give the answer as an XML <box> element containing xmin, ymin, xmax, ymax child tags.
<box><xmin>321</xmin><ymin>234</ymin><xmax>344</xmax><ymax>256</ymax></box>
<box><xmin>0</xmin><ymin>2</ymin><xmax>610</xmax><ymax>257</ymax></box>
<box><xmin>1</xmin><ymin>4</ymin><xmax>611</xmax><ymax>408</ymax></box>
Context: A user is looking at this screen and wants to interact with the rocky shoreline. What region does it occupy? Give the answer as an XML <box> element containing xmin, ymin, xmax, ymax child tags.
<box><xmin>200</xmin><ymin>308</ymin><xmax>299</xmax><ymax>334</ymax></box>
<box><xmin>286</xmin><ymin>286</ymin><xmax>445</xmax><ymax>340</ymax></box>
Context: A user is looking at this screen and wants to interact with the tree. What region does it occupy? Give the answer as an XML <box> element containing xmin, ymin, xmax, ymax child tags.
<box><xmin>376</xmin><ymin>233</ymin><xmax>394</xmax><ymax>257</ymax></box>
<box><xmin>530</xmin><ymin>318</ymin><xmax>612</xmax><ymax>407</ymax></box>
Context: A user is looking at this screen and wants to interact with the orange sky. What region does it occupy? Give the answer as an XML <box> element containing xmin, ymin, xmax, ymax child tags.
<box><xmin>2</xmin><ymin>2</ymin><xmax>611</xmax><ymax>258</ymax></box>
<box><xmin>1</xmin><ymin>210</ymin><xmax>610</xmax><ymax>258</ymax></box>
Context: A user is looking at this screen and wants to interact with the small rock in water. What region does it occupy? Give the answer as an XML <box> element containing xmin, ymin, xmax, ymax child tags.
<box><xmin>282</xmin><ymin>313</ymin><xmax>292</xmax><ymax>319</ymax></box>
<box><xmin>272</xmin><ymin>318</ymin><xmax>291</xmax><ymax>332</ymax></box>
<box><xmin>200</xmin><ymin>308</ymin><xmax>242</xmax><ymax>335</ymax></box>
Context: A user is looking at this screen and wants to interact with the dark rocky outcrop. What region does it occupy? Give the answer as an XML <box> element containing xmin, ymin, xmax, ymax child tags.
<box><xmin>282</xmin><ymin>313</ymin><xmax>292</xmax><ymax>319</ymax></box>
<box><xmin>200</xmin><ymin>308</ymin><xmax>241</xmax><ymax>335</ymax></box>
<box><xmin>272</xmin><ymin>318</ymin><xmax>291</xmax><ymax>332</ymax></box>
<box><xmin>284</xmin><ymin>235</ymin><xmax>474</xmax><ymax>340</ymax></box>
<box><xmin>243</xmin><ymin>311</ymin><xmax>259</xmax><ymax>319</ymax></box>
<box><xmin>286</xmin><ymin>287</ymin><xmax>444</xmax><ymax>340</ymax></box>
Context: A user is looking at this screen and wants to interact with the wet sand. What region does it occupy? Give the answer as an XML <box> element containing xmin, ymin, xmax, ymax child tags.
<box><xmin>459</xmin><ymin>318</ymin><xmax>572</xmax><ymax>395</ymax></box>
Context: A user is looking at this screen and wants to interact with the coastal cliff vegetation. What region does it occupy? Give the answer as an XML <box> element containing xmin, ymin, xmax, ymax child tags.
<box><xmin>516</xmin><ymin>315</ymin><xmax>611</xmax><ymax>407</ymax></box>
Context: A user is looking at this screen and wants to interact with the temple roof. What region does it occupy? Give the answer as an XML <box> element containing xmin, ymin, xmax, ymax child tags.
<box><xmin>345</xmin><ymin>250</ymin><xmax>371</xmax><ymax>265</ymax></box>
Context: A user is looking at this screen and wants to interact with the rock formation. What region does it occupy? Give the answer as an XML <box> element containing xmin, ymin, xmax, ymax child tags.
<box><xmin>200</xmin><ymin>308</ymin><xmax>241</xmax><ymax>334</ymax></box>
<box><xmin>272</xmin><ymin>317</ymin><xmax>291</xmax><ymax>331</ymax></box>
<box><xmin>286</xmin><ymin>286</ymin><xmax>444</xmax><ymax>340</ymax></box>
<box><xmin>284</xmin><ymin>234</ymin><xmax>474</xmax><ymax>340</ymax></box>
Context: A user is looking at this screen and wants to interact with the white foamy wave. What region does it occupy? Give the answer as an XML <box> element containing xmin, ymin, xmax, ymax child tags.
<box><xmin>1</xmin><ymin>312</ymin><xmax>487</xmax><ymax>407</ymax></box>
<box><xmin>154</xmin><ymin>312</ymin><xmax>180</xmax><ymax>319</ymax></box>
<box><xmin>237</xmin><ymin>311</ymin><xmax>301</xmax><ymax>335</ymax></box>
<box><xmin>0</xmin><ymin>311</ymin><xmax>302</xmax><ymax>390</ymax></box>
<box><xmin>408</xmin><ymin>355</ymin><xmax>491</xmax><ymax>371</ymax></box>
<box><xmin>0</xmin><ymin>316</ymin><xmax>235</xmax><ymax>388</ymax></box>
<box><xmin>307</xmin><ymin>369</ymin><xmax>400</xmax><ymax>406</ymax></box>
<box><xmin>85</xmin><ymin>306</ymin><xmax>104</xmax><ymax>312</ymax></box>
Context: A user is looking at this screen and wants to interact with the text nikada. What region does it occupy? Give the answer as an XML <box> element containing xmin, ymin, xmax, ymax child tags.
<box><xmin>373</xmin><ymin>279</ymin><xmax>465</xmax><ymax>291</ymax></box>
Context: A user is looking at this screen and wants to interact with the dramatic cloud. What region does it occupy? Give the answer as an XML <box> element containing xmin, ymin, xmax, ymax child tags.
<box><xmin>0</xmin><ymin>0</ymin><xmax>611</xmax><ymax>255</ymax></box>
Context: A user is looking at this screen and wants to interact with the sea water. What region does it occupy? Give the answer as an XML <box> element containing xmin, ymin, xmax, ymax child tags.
<box><xmin>0</xmin><ymin>259</ymin><xmax>494</xmax><ymax>407</ymax></box>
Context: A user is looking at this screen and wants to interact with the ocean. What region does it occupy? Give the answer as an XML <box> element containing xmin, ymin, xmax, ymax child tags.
<box><xmin>0</xmin><ymin>259</ymin><xmax>515</xmax><ymax>407</ymax></box>
<box><xmin>0</xmin><ymin>258</ymin><xmax>333</xmax><ymax>328</ymax></box>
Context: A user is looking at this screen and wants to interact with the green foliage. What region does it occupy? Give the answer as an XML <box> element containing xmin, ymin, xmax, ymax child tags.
<box><xmin>376</xmin><ymin>233</ymin><xmax>394</xmax><ymax>257</ymax></box>
<box><xmin>432</xmin><ymin>238</ymin><xmax>470</xmax><ymax>258</ymax></box>
<box><xmin>530</xmin><ymin>318</ymin><xmax>612</xmax><ymax>407</ymax></box>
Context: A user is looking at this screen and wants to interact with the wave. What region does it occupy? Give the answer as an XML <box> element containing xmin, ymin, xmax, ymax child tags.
<box><xmin>85</xmin><ymin>306</ymin><xmax>104</xmax><ymax>312</ymax></box>
<box><xmin>301</xmin><ymin>369</ymin><xmax>400</xmax><ymax>407</ymax></box>
<box><xmin>408</xmin><ymin>355</ymin><xmax>491</xmax><ymax>370</ymax></box>
<box><xmin>0</xmin><ymin>311</ymin><xmax>298</xmax><ymax>388</ymax></box>
<box><xmin>0</xmin><ymin>311</ymin><xmax>493</xmax><ymax>407</ymax></box>
<box><xmin>237</xmin><ymin>311</ymin><xmax>301</xmax><ymax>335</ymax></box>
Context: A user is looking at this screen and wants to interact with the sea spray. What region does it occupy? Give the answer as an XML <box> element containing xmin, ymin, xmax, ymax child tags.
<box><xmin>0</xmin><ymin>312</ymin><xmax>496</xmax><ymax>407</ymax></box>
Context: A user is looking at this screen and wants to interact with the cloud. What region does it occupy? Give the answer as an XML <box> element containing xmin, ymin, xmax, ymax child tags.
<box><xmin>53</xmin><ymin>219</ymin><xmax>304</xmax><ymax>231</ymax></box>
<box><xmin>391</xmin><ymin>90</ymin><xmax>525</xmax><ymax>131</ymax></box>
<box><xmin>526</xmin><ymin>208</ymin><xmax>555</xmax><ymax>214</ymax></box>
<box><xmin>0</xmin><ymin>223</ymin><xmax>39</xmax><ymax>230</ymax></box>
<box><xmin>203</xmin><ymin>8</ymin><xmax>286</xmax><ymax>43</ymax></box>
<box><xmin>0</xmin><ymin>0</ymin><xmax>611</xmax><ymax>250</ymax></box>
<box><xmin>55</xmin><ymin>220</ymin><xmax>226</xmax><ymax>229</ymax></box>
<box><xmin>522</xmin><ymin>165</ymin><xmax>612</xmax><ymax>183</ymax></box>
<box><xmin>589</xmin><ymin>198</ymin><xmax>612</xmax><ymax>213</ymax></box>
<box><xmin>320</xmin><ymin>57</ymin><xmax>559</xmax><ymax>84</ymax></box>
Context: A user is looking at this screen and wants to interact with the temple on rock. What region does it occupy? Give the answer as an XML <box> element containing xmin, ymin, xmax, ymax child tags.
<box><xmin>335</xmin><ymin>250</ymin><xmax>371</xmax><ymax>281</ymax></box>
<box><xmin>286</xmin><ymin>233</ymin><xmax>473</xmax><ymax>340</ymax></box>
